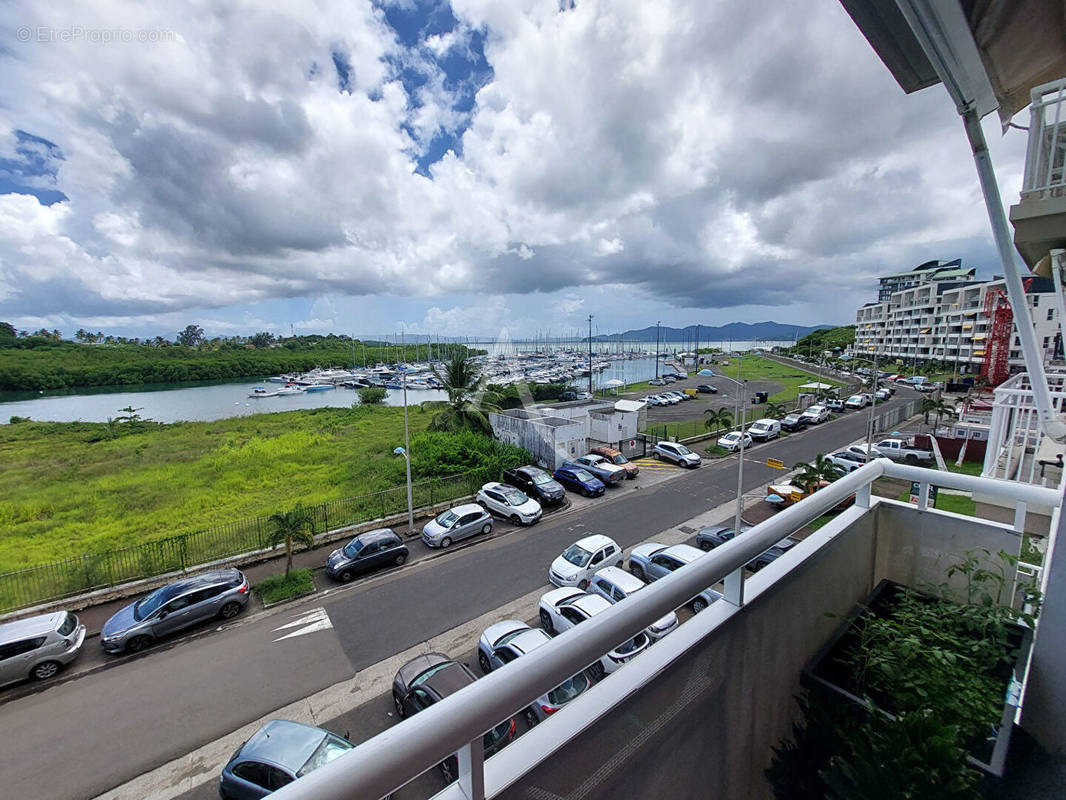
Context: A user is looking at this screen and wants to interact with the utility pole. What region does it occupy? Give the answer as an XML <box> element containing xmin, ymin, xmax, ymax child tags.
<box><xmin>695</xmin><ymin>324</ymin><xmax>700</xmax><ymax>367</ymax></box>
<box><xmin>865</xmin><ymin>350</ymin><xmax>879</xmax><ymax>456</ymax></box>
<box><xmin>655</xmin><ymin>321</ymin><xmax>661</xmax><ymax>379</ymax></box>
<box><xmin>587</xmin><ymin>314</ymin><xmax>594</xmax><ymax>396</ymax></box>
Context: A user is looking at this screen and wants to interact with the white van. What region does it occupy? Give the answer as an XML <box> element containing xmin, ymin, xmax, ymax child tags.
<box><xmin>747</xmin><ymin>418</ymin><xmax>781</xmax><ymax>441</ymax></box>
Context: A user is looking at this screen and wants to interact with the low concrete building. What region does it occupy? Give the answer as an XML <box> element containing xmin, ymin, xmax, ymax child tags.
<box><xmin>488</xmin><ymin>399</ymin><xmax>647</xmax><ymax>469</ymax></box>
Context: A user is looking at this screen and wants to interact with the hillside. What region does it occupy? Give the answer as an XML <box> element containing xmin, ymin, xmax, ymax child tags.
<box><xmin>592</xmin><ymin>321</ymin><xmax>830</xmax><ymax>342</ymax></box>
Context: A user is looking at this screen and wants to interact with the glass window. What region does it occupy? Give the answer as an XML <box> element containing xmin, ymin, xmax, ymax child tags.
<box><xmin>547</xmin><ymin>672</ymin><xmax>589</xmax><ymax>706</ymax></box>
<box><xmin>502</xmin><ymin>488</ymin><xmax>527</xmax><ymax>506</ymax></box>
<box><xmin>573</xmin><ymin>469</ymin><xmax>595</xmax><ymax>482</ymax></box>
<box><xmin>268</xmin><ymin>767</ymin><xmax>295</xmax><ymax>790</ymax></box>
<box><xmin>343</xmin><ymin>538</ymin><xmax>365</xmax><ymax>558</ymax></box>
<box><xmin>561</xmin><ymin>607</ymin><xmax>585</xmax><ymax>625</ymax></box>
<box><xmin>460</xmin><ymin>513</ymin><xmax>480</xmax><ymax>526</ymax></box>
<box><xmin>494</xmin><ymin>647</ymin><xmax>517</xmax><ymax>664</ymax></box>
<box><xmin>58</xmin><ymin>613</ymin><xmax>77</xmax><ymax>637</ymax></box>
<box><xmin>297</xmin><ymin>734</ymin><xmax>351</xmax><ymax>777</ymax></box>
<box><xmin>0</xmin><ymin>637</ymin><xmax>46</xmax><ymax>660</ymax></box>
<box><xmin>233</xmin><ymin>761</ymin><xmax>271</xmax><ymax>789</ymax></box>
<box><xmin>531</xmin><ymin>472</ymin><xmax>551</xmax><ymax>485</ymax></box>
<box><xmin>561</xmin><ymin>544</ymin><xmax>591</xmax><ymax>567</ymax></box>
<box><xmin>163</xmin><ymin>595</ymin><xmax>192</xmax><ymax>613</ymax></box>
<box><xmin>436</xmin><ymin>510</ymin><xmax>459</xmax><ymax>528</ymax></box>
<box><xmin>590</xmin><ymin>551</ymin><xmax>604</xmax><ymax>565</ymax></box>
<box><xmin>612</xmin><ymin>586</ymin><xmax>627</xmax><ymax>602</ymax></box>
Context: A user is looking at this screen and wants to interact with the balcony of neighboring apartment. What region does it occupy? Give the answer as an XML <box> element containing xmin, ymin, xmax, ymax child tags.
<box><xmin>276</xmin><ymin>462</ymin><xmax>1066</xmax><ymax>800</ymax></box>
<box><xmin>1010</xmin><ymin>79</ymin><xmax>1066</xmax><ymax>268</ymax></box>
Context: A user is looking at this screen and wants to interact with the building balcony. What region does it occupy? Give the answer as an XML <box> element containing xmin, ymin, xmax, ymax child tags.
<box><xmin>1011</xmin><ymin>79</ymin><xmax>1066</xmax><ymax>268</ymax></box>
<box><xmin>271</xmin><ymin>462</ymin><xmax>1065</xmax><ymax>800</ymax></box>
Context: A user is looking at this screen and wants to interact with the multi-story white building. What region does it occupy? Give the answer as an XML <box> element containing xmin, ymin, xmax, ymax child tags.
<box><xmin>855</xmin><ymin>274</ymin><xmax>1062</xmax><ymax>373</ymax></box>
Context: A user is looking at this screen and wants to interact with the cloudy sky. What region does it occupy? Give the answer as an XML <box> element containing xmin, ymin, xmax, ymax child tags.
<box><xmin>0</xmin><ymin>0</ymin><xmax>1032</xmax><ymax>341</ymax></box>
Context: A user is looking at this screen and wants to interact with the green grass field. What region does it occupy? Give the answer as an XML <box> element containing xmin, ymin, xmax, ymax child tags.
<box><xmin>0</xmin><ymin>406</ymin><xmax>435</xmax><ymax>571</ymax></box>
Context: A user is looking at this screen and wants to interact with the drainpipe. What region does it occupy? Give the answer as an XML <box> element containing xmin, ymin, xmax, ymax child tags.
<box><xmin>961</xmin><ymin>108</ymin><xmax>1066</xmax><ymax>442</ymax></box>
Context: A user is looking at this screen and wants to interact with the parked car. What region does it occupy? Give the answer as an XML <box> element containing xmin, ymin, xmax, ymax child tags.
<box><xmin>717</xmin><ymin>431</ymin><xmax>753</xmax><ymax>452</ymax></box>
<box><xmin>421</xmin><ymin>503</ymin><xmax>493</xmax><ymax>548</ymax></box>
<box><xmin>552</xmin><ymin>465</ymin><xmax>606</xmax><ymax>497</ymax></box>
<box><xmin>219</xmin><ymin>719</ymin><xmax>353</xmax><ymax>799</ymax></box>
<box><xmin>875</xmin><ymin>388</ymin><xmax>892</xmax><ymax>401</ymax></box>
<box><xmin>100</xmin><ymin>568</ymin><xmax>249</xmax><ymax>654</ymax></box>
<box><xmin>872</xmin><ymin>437</ymin><xmax>935</xmax><ymax>463</ymax></box>
<box><xmin>574</xmin><ymin>391</ymin><xmax>593</xmax><ymax>400</ymax></box>
<box><xmin>476</xmin><ymin>481</ymin><xmax>543</xmax><ymax>525</ymax></box>
<box><xmin>537</xmin><ymin>588</ymin><xmax>650</xmax><ymax>678</ymax></box>
<box><xmin>627</xmin><ymin>543</ymin><xmax>724</xmax><ymax>613</ymax></box>
<box><xmin>747</xmin><ymin>536</ymin><xmax>801</xmax><ymax>571</ymax></box>
<box><xmin>502</xmin><ymin>465</ymin><xmax>566</xmax><ymax>505</ymax></box>
<box><xmin>648</xmin><ymin>378</ymin><xmax>666</xmax><ymax>386</ymax></box>
<box><xmin>800</xmin><ymin>404</ymin><xmax>830</xmax><ymax>424</ymax></box>
<box><xmin>825</xmin><ymin>450</ymin><xmax>868</xmax><ymax>474</ymax></box>
<box><xmin>565</xmin><ymin>454</ymin><xmax>626</xmax><ymax>485</ymax></box>
<box><xmin>914</xmin><ymin>382</ymin><xmax>938</xmax><ymax>393</ymax></box>
<box><xmin>325</xmin><ymin>528</ymin><xmax>408</xmax><ymax>583</ymax></box>
<box><xmin>655</xmin><ymin>392</ymin><xmax>680</xmax><ymax>404</ymax></box>
<box><xmin>747</xmin><ymin>418</ymin><xmax>781</xmax><ymax>441</ymax></box>
<box><xmin>0</xmin><ymin>611</ymin><xmax>85</xmax><ymax>687</ymax></box>
<box><xmin>391</xmin><ymin>653</ymin><xmax>516</xmax><ymax>781</ymax></box>
<box><xmin>644</xmin><ymin>394</ymin><xmax>667</xmax><ymax>406</ymax></box>
<box><xmin>653</xmin><ymin>441</ymin><xmax>701</xmax><ymax>468</ymax></box>
<box><xmin>825</xmin><ymin>398</ymin><xmax>845</xmax><ymax>411</ymax></box>
<box><xmin>558</xmin><ymin>391</ymin><xmax>578</xmax><ymax>401</ymax></box>
<box><xmin>476</xmin><ymin>620</ymin><xmax>591</xmax><ymax>724</ymax></box>
<box><xmin>664</xmin><ymin>391</ymin><xmax>691</xmax><ymax>401</ymax></box>
<box><xmin>843</xmin><ymin>443</ymin><xmax>878</xmax><ymax>461</ymax></box>
<box><xmin>549</xmin><ymin>534</ymin><xmax>624</xmax><ymax>588</ymax></box>
<box><xmin>587</xmin><ymin>565</ymin><xmax>678</xmax><ymax>640</ymax></box>
<box><xmin>662</xmin><ymin>374</ymin><xmax>678</xmax><ymax>383</ymax></box>
<box><xmin>844</xmin><ymin>394</ymin><xmax>869</xmax><ymax>409</ymax></box>
<box><xmin>780</xmin><ymin>413</ymin><xmax>808</xmax><ymax>432</ymax></box>
<box><xmin>589</xmin><ymin>446</ymin><xmax>639</xmax><ymax>479</ymax></box>
<box><xmin>696</xmin><ymin>384</ymin><xmax>718</xmax><ymax>393</ymax></box>
<box><xmin>695</xmin><ymin>524</ymin><xmax>752</xmax><ymax>551</ymax></box>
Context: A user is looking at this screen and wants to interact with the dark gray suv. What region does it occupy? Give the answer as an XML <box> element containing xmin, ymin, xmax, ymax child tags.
<box><xmin>100</xmin><ymin>568</ymin><xmax>250</xmax><ymax>654</ymax></box>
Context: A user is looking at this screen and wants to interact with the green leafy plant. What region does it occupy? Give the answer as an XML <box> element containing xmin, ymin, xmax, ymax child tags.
<box><xmin>255</xmin><ymin>568</ymin><xmax>314</xmax><ymax>604</ymax></box>
<box><xmin>357</xmin><ymin>386</ymin><xmax>387</xmax><ymax>405</ymax></box>
<box><xmin>703</xmin><ymin>407</ymin><xmax>732</xmax><ymax>435</ymax></box>
<box><xmin>266</xmin><ymin>504</ymin><xmax>315</xmax><ymax>576</ymax></box>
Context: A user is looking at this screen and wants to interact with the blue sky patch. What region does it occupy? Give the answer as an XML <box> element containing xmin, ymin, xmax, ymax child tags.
<box><xmin>0</xmin><ymin>129</ymin><xmax>68</xmax><ymax>205</ymax></box>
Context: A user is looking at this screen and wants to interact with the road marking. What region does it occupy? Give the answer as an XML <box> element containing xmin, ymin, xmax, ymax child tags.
<box><xmin>272</xmin><ymin>607</ymin><xmax>332</xmax><ymax>642</ymax></box>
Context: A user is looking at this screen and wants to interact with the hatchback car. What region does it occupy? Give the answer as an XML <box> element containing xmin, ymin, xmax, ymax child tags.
<box><xmin>717</xmin><ymin>431</ymin><xmax>752</xmax><ymax>452</ymax></box>
<box><xmin>844</xmin><ymin>394</ymin><xmax>869</xmax><ymax>409</ymax></box>
<box><xmin>653</xmin><ymin>441</ymin><xmax>701</xmax><ymax>467</ymax></box>
<box><xmin>628</xmin><ymin>543</ymin><xmax>723</xmax><ymax>613</ymax></box>
<box><xmin>421</xmin><ymin>503</ymin><xmax>493</xmax><ymax>548</ymax></box>
<box><xmin>587</xmin><ymin>566</ymin><xmax>678</xmax><ymax>640</ymax></box>
<box><xmin>219</xmin><ymin>719</ymin><xmax>353</xmax><ymax>799</ymax></box>
<box><xmin>826</xmin><ymin>450</ymin><xmax>868</xmax><ymax>474</ymax></box>
<box><xmin>476</xmin><ymin>620</ymin><xmax>591</xmax><ymax>725</ymax></box>
<box><xmin>476</xmin><ymin>482</ymin><xmax>542</xmax><ymax>525</ymax></box>
<box><xmin>780</xmin><ymin>413</ymin><xmax>808</xmax><ymax>432</ymax></box>
<box><xmin>800</xmin><ymin>404</ymin><xmax>830</xmax><ymax>424</ymax></box>
<box><xmin>825</xmin><ymin>398</ymin><xmax>845</xmax><ymax>411</ymax></box>
<box><xmin>325</xmin><ymin>528</ymin><xmax>408</xmax><ymax>583</ymax></box>
<box><xmin>549</xmin><ymin>534</ymin><xmax>623</xmax><ymax>588</ymax></box>
<box><xmin>100</xmin><ymin>568</ymin><xmax>249</xmax><ymax>654</ymax></box>
<box><xmin>537</xmin><ymin>588</ymin><xmax>650</xmax><ymax>679</ymax></box>
<box><xmin>392</xmin><ymin>653</ymin><xmax>516</xmax><ymax>780</ymax></box>
<box><xmin>552</xmin><ymin>465</ymin><xmax>606</xmax><ymax>497</ymax></box>
<box><xmin>0</xmin><ymin>611</ymin><xmax>85</xmax><ymax>687</ymax></box>
<box><xmin>696</xmin><ymin>384</ymin><xmax>718</xmax><ymax>393</ymax></box>
<box><xmin>695</xmin><ymin>524</ymin><xmax>753</xmax><ymax>551</ymax></box>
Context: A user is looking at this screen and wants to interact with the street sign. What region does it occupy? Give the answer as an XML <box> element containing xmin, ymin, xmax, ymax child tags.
<box><xmin>766</xmin><ymin>458</ymin><xmax>785</xmax><ymax>469</ymax></box>
<box><xmin>790</xmin><ymin>491</ymin><xmax>804</xmax><ymax>503</ymax></box>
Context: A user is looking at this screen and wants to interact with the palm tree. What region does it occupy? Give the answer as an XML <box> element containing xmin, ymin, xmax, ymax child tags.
<box><xmin>791</xmin><ymin>454</ymin><xmax>843</xmax><ymax>493</ymax></box>
<box><xmin>428</xmin><ymin>353</ymin><xmax>500</xmax><ymax>434</ymax></box>
<box><xmin>920</xmin><ymin>394</ymin><xmax>954</xmax><ymax>430</ymax></box>
<box><xmin>763</xmin><ymin>402</ymin><xmax>787</xmax><ymax>420</ymax></box>
<box><xmin>266</xmin><ymin>504</ymin><xmax>315</xmax><ymax>577</ymax></box>
<box><xmin>704</xmin><ymin>408</ymin><xmax>733</xmax><ymax>435</ymax></box>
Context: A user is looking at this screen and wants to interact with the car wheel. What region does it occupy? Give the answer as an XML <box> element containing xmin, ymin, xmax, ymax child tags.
<box><xmin>393</xmin><ymin>692</ymin><xmax>406</xmax><ymax>718</ymax></box>
<box><xmin>578</xmin><ymin>579</ymin><xmax>589</xmax><ymax>590</ymax></box>
<box><xmin>393</xmin><ymin>553</ymin><xmax>406</xmax><ymax>566</ymax></box>
<box><xmin>905</xmin><ymin>454</ymin><xmax>918</xmax><ymax>464</ymax></box>
<box><xmin>691</xmin><ymin>598</ymin><xmax>708</xmax><ymax>614</ymax></box>
<box><xmin>630</xmin><ymin>563</ymin><xmax>645</xmax><ymax>580</ymax></box>
<box><xmin>481</xmin><ymin>523</ymin><xmax>493</xmax><ymax>535</ymax></box>
<box><xmin>126</xmin><ymin>635</ymin><xmax>152</xmax><ymax>654</ymax></box>
<box><xmin>588</xmin><ymin>662</ymin><xmax>606</xmax><ymax>681</ymax></box>
<box><xmin>510</xmin><ymin>514</ymin><xmax>521</xmax><ymax>525</ymax></box>
<box><xmin>476</xmin><ymin>500</ymin><xmax>486</xmax><ymax>508</ymax></box>
<box><xmin>582</xmin><ymin>487</ymin><xmax>591</xmax><ymax>497</ymax></box>
<box><xmin>338</xmin><ymin>569</ymin><xmax>354</xmax><ymax>583</ymax></box>
<box><xmin>32</xmin><ymin>660</ymin><xmax>61</xmax><ymax>681</ymax></box>
<box><xmin>539</xmin><ymin>609</ymin><xmax>555</xmax><ymax>634</ymax></box>
<box><xmin>524</xmin><ymin>707</ymin><xmax>540</xmax><ymax>729</ymax></box>
<box><xmin>478</xmin><ymin>651</ymin><xmax>492</xmax><ymax>674</ymax></box>
<box><xmin>698</xmin><ymin>539</ymin><xmax>713</xmax><ymax>552</ymax></box>
<box><xmin>440</xmin><ymin>536</ymin><xmax>452</xmax><ymax>548</ymax></box>
<box><xmin>219</xmin><ymin>601</ymin><xmax>242</xmax><ymax>620</ymax></box>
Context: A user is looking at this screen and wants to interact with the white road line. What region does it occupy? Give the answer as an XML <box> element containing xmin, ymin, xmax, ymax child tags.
<box><xmin>272</xmin><ymin>607</ymin><xmax>333</xmax><ymax>642</ymax></box>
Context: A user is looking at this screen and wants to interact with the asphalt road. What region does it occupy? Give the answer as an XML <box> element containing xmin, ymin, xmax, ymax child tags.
<box><xmin>0</xmin><ymin>389</ymin><xmax>917</xmax><ymax>800</ymax></box>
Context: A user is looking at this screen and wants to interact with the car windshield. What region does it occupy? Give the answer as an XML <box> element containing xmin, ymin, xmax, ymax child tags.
<box><xmin>610</xmin><ymin>454</ymin><xmax>627</xmax><ymax>465</ymax></box>
<box><xmin>674</xmin><ymin>445</ymin><xmax>692</xmax><ymax>455</ymax></box>
<box><xmin>502</xmin><ymin>488</ymin><xmax>527</xmax><ymax>506</ymax></box>
<box><xmin>562</xmin><ymin>544</ymin><xmax>592</xmax><ymax>567</ymax></box>
<box><xmin>785</xmin><ymin>415</ymin><xmax>800</xmax><ymax>422</ymax></box>
<box><xmin>297</xmin><ymin>733</ymin><xmax>352</xmax><ymax>777</ymax></box>
<box><xmin>58</xmin><ymin>612</ymin><xmax>77</xmax><ymax>636</ymax></box>
<box><xmin>435</xmin><ymin>510</ymin><xmax>459</xmax><ymax>527</ymax></box>
<box><xmin>484</xmin><ymin>720</ymin><xmax>512</xmax><ymax>750</ymax></box>
<box><xmin>574</xmin><ymin>469</ymin><xmax>595</xmax><ymax>482</ymax></box>
<box><xmin>722</xmin><ymin>434</ymin><xmax>737</xmax><ymax>442</ymax></box>
<box><xmin>342</xmin><ymin>539</ymin><xmax>365</xmax><ymax>558</ymax></box>
<box><xmin>531</xmin><ymin>472</ymin><xmax>552</xmax><ymax>485</ymax></box>
<box><xmin>546</xmin><ymin>672</ymin><xmax>590</xmax><ymax>706</ymax></box>
<box><xmin>133</xmin><ymin>586</ymin><xmax>169</xmax><ymax>620</ymax></box>
<box><xmin>410</xmin><ymin>662</ymin><xmax>452</xmax><ymax>689</ymax></box>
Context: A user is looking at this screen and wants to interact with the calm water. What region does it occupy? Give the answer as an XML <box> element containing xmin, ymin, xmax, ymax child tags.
<box><xmin>0</xmin><ymin>341</ymin><xmax>787</xmax><ymax>424</ymax></box>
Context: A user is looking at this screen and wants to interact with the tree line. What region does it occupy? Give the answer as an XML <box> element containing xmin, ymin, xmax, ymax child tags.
<box><xmin>0</xmin><ymin>322</ymin><xmax>481</xmax><ymax>391</ymax></box>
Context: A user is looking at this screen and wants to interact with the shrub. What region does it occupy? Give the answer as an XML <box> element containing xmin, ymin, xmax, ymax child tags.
<box><xmin>358</xmin><ymin>386</ymin><xmax>388</xmax><ymax>405</ymax></box>
<box><xmin>255</xmin><ymin>568</ymin><xmax>314</xmax><ymax>604</ymax></box>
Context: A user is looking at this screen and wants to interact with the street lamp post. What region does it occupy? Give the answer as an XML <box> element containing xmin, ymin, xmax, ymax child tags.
<box><xmin>587</xmin><ymin>314</ymin><xmax>594</xmax><ymax>396</ymax></box>
<box><xmin>655</xmin><ymin>321</ymin><xmax>661</xmax><ymax>380</ymax></box>
<box><xmin>393</xmin><ymin>446</ymin><xmax>414</xmax><ymax>532</ymax></box>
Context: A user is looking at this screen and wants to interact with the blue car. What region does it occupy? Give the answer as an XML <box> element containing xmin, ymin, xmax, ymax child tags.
<box><xmin>219</xmin><ymin>719</ymin><xmax>353</xmax><ymax>798</ymax></box>
<box><xmin>552</xmin><ymin>466</ymin><xmax>606</xmax><ymax>497</ymax></box>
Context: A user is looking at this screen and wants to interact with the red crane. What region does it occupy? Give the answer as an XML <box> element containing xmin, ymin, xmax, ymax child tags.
<box><xmin>980</xmin><ymin>287</ymin><xmax>1013</xmax><ymax>386</ymax></box>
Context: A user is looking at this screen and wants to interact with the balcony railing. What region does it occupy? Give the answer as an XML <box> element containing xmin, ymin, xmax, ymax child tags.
<box><xmin>270</xmin><ymin>460</ymin><xmax>1061</xmax><ymax>800</ymax></box>
<box><xmin>1022</xmin><ymin>79</ymin><xmax>1066</xmax><ymax>200</ymax></box>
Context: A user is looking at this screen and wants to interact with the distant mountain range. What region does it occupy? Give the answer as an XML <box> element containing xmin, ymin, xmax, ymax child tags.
<box><xmin>590</xmin><ymin>321</ymin><xmax>831</xmax><ymax>343</ymax></box>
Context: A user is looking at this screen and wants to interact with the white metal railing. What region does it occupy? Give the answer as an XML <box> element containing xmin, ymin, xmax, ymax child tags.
<box><xmin>271</xmin><ymin>461</ymin><xmax>1061</xmax><ymax>800</ymax></box>
<box><xmin>1022</xmin><ymin>79</ymin><xmax>1066</xmax><ymax>199</ymax></box>
<box><xmin>984</xmin><ymin>369</ymin><xmax>1066</xmax><ymax>483</ymax></box>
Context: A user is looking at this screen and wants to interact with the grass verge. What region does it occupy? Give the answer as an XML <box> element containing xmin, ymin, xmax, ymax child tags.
<box><xmin>894</xmin><ymin>487</ymin><xmax>976</xmax><ymax>516</ymax></box>
<box><xmin>255</xmin><ymin>568</ymin><xmax>314</xmax><ymax>604</ymax></box>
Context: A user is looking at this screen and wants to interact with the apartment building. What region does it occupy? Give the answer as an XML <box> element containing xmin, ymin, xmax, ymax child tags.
<box><xmin>876</xmin><ymin>258</ymin><xmax>975</xmax><ymax>301</ymax></box>
<box><xmin>855</xmin><ymin>274</ymin><xmax>1062</xmax><ymax>373</ymax></box>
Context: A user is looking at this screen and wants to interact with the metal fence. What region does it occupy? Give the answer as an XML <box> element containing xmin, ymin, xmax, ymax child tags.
<box><xmin>0</xmin><ymin>469</ymin><xmax>494</xmax><ymax>613</ymax></box>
